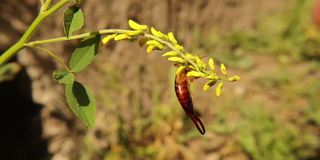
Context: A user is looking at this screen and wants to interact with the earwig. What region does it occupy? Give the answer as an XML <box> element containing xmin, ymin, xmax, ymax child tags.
<box><xmin>175</xmin><ymin>68</ymin><xmax>206</xmax><ymax>135</ymax></box>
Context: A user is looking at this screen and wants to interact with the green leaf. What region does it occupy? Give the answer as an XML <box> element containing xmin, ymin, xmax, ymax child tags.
<box><xmin>69</xmin><ymin>34</ymin><xmax>101</xmax><ymax>73</ymax></box>
<box><xmin>63</xmin><ymin>6</ymin><xmax>84</xmax><ymax>37</ymax></box>
<box><xmin>53</xmin><ymin>70</ymin><xmax>75</xmax><ymax>85</ymax></box>
<box><xmin>65</xmin><ymin>81</ymin><xmax>95</xmax><ymax>128</ymax></box>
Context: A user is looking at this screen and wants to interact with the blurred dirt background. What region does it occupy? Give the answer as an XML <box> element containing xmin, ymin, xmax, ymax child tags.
<box><xmin>1</xmin><ymin>0</ymin><xmax>320</xmax><ymax>160</ymax></box>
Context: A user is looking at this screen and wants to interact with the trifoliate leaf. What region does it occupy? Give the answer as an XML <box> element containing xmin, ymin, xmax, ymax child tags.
<box><xmin>208</xmin><ymin>58</ymin><xmax>215</xmax><ymax>70</ymax></box>
<box><xmin>176</xmin><ymin>66</ymin><xmax>186</xmax><ymax>75</ymax></box>
<box><xmin>168</xmin><ymin>32</ymin><xmax>178</xmax><ymax>44</ymax></box>
<box><xmin>53</xmin><ymin>70</ymin><xmax>75</xmax><ymax>85</ymax></box>
<box><xmin>69</xmin><ymin>34</ymin><xmax>101</xmax><ymax>73</ymax></box>
<box><xmin>63</xmin><ymin>6</ymin><xmax>84</xmax><ymax>37</ymax></box>
<box><xmin>65</xmin><ymin>81</ymin><xmax>95</xmax><ymax>128</ymax></box>
<box><xmin>128</xmin><ymin>19</ymin><xmax>148</xmax><ymax>30</ymax></box>
<box><xmin>220</xmin><ymin>63</ymin><xmax>227</xmax><ymax>75</ymax></box>
<box><xmin>168</xmin><ymin>57</ymin><xmax>185</xmax><ymax>63</ymax></box>
<box><xmin>186</xmin><ymin>71</ymin><xmax>207</xmax><ymax>78</ymax></box>
<box><xmin>215</xmin><ymin>81</ymin><xmax>224</xmax><ymax>96</ymax></box>
<box><xmin>162</xmin><ymin>51</ymin><xmax>179</xmax><ymax>57</ymax></box>
<box><xmin>228</xmin><ymin>76</ymin><xmax>240</xmax><ymax>82</ymax></box>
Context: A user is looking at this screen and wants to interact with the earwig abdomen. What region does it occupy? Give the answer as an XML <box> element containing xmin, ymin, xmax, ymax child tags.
<box><xmin>175</xmin><ymin>69</ymin><xmax>206</xmax><ymax>135</ymax></box>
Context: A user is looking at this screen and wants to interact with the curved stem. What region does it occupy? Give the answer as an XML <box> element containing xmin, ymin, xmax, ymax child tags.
<box><xmin>30</xmin><ymin>46</ymin><xmax>71</xmax><ymax>72</ymax></box>
<box><xmin>0</xmin><ymin>0</ymin><xmax>72</xmax><ymax>66</ymax></box>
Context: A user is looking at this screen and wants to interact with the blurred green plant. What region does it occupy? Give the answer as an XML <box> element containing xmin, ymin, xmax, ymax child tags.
<box><xmin>193</xmin><ymin>0</ymin><xmax>320</xmax><ymax>67</ymax></box>
<box><xmin>0</xmin><ymin>0</ymin><xmax>239</xmax><ymax>130</ymax></box>
<box><xmin>0</xmin><ymin>62</ymin><xmax>21</xmax><ymax>82</ymax></box>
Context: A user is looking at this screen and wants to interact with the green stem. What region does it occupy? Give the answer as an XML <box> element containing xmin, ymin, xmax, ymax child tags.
<box><xmin>25</xmin><ymin>29</ymin><xmax>132</xmax><ymax>46</ymax></box>
<box><xmin>42</xmin><ymin>0</ymin><xmax>53</xmax><ymax>11</ymax></box>
<box><xmin>31</xmin><ymin>46</ymin><xmax>71</xmax><ymax>72</ymax></box>
<box><xmin>0</xmin><ymin>0</ymin><xmax>72</xmax><ymax>66</ymax></box>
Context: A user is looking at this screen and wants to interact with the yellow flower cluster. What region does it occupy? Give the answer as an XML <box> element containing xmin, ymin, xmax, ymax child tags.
<box><xmin>101</xmin><ymin>19</ymin><xmax>240</xmax><ymax>96</ymax></box>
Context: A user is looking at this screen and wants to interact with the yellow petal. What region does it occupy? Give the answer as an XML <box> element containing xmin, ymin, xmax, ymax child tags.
<box><xmin>151</xmin><ymin>27</ymin><xmax>164</xmax><ymax>38</ymax></box>
<box><xmin>168</xmin><ymin>32</ymin><xmax>178</xmax><ymax>44</ymax></box>
<box><xmin>174</xmin><ymin>44</ymin><xmax>184</xmax><ymax>51</ymax></box>
<box><xmin>195</xmin><ymin>56</ymin><xmax>206</xmax><ymax>69</ymax></box>
<box><xmin>168</xmin><ymin>57</ymin><xmax>185</xmax><ymax>63</ymax></box>
<box><xmin>146</xmin><ymin>40</ymin><xmax>164</xmax><ymax>49</ymax></box>
<box><xmin>185</xmin><ymin>53</ymin><xmax>195</xmax><ymax>60</ymax></box>
<box><xmin>162</xmin><ymin>51</ymin><xmax>180</xmax><ymax>57</ymax></box>
<box><xmin>147</xmin><ymin>45</ymin><xmax>155</xmax><ymax>53</ymax></box>
<box><xmin>203</xmin><ymin>80</ymin><xmax>217</xmax><ymax>91</ymax></box>
<box><xmin>186</xmin><ymin>71</ymin><xmax>207</xmax><ymax>78</ymax></box>
<box><xmin>228</xmin><ymin>76</ymin><xmax>240</xmax><ymax>82</ymax></box>
<box><xmin>208</xmin><ymin>58</ymin><xmax>215</xmax><ymax>71</ymax></box>
<box><xmin>126</xmin><ymin>30</ymin><xmax>143</xmax><ymax>36</ymax></box>
<box><xmin>128</xmin><ymin>19</ymin><xmax>148</xmax><ymax>30</ymax></box>
<box><xmin>220</xmin><ymin>63</ymin><xmax>227</xmax><ymax>75</ymax></box>
<box><xmin>215</xmin><ymin>81</ymin><xmax>224</xmax><ymax>96</ymax></box>
<box><xmin>176</xmin><ymin>66</ymin><xmax>186</xmax><ymax>75</ymax></box>
<box><xmin>114</xmin><ymin>34</ymin><xmax>130</xmax><ymax>41</ymax></box>
<box><xmin>102</xmin><ymin>34</ymin><xmax>116</xmax><ymax>44</ymax></box>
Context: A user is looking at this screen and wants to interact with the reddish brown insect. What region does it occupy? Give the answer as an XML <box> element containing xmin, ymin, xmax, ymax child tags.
<box><xmin>313</xmin><ymin>0</ymin><xmax>320</xmax><ymax>27</ymax></box>
<box><xmin>175</xmin><ymin>68</ymin><xmax>206</xmax><ymax>135</ymax></box>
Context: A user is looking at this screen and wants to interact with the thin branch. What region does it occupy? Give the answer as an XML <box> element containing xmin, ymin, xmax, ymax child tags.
<box><xmin>25</xmin><ymin>29</ymin><xmax>132</xmax><ymax>46</ymax></box>
<box><xmin>31</xmin><ymin>46</ymin><xmax>71</xmax><ymax>72</ymax></box>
